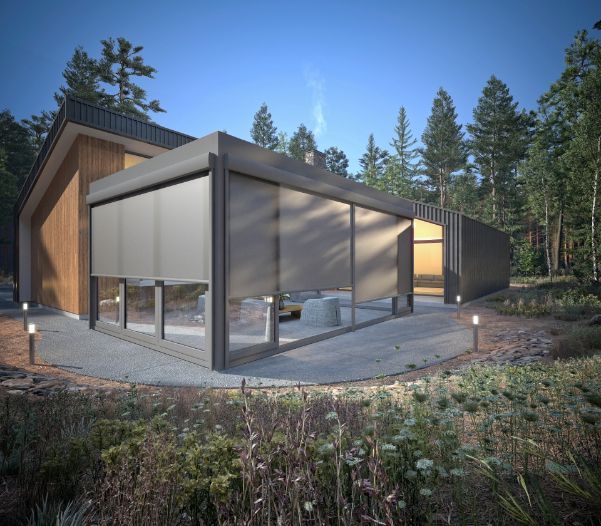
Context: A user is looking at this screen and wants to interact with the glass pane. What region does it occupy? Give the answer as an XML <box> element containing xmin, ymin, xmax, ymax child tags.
<box><xmin>126</xmin><ymin>279</ymin><xmax>156</xmax><ymax>335</ymax></box>
<box><xmin>163</xmin><ymin>281</ymin><xmax>208</xmax><ymax>349</ymax></box>
<box><xmin>278</xmin><ymin>289</ymin><xmax>352</xmax><ymax>346</ymax></box>
<box><xmin>356</xmin><ymin>297</ymin><xmax>393</xmax><ymax>324</ymax></box>
<box><xmin>229</xmin><ymin>296</ymin><xmax>275</xmax><ymax>352</ymax></box>
<box><xmin>97</xmin><ymin>276</ymin><xmax>120</xmax><ymax>324</ymax></box>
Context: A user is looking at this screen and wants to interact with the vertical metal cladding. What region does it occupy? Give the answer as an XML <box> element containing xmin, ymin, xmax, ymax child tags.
<box><xmin>413</xmin><ymin>203</ymin><xmax>509</xmax><ymax>304</ymax></box>
<box><xmin>460</xmin><ymin>216</ymin><xmax>510</xmax><ymax>302</ymax></box>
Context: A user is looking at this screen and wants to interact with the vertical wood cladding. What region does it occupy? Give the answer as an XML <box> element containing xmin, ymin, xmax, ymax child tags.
<box><xmin>77</xmin><ymin>136</ymin><xmax>124</xmax><ymax>313</ymax></box>
<box><xmin>31</xmin><ymin>140</ymin><xmax>80</xmax><ymax>313</ymax></box>
<box><xmin>30</xmin><ymin>135</ymin><xmax>124</xmax><ymax>315</ymax></box>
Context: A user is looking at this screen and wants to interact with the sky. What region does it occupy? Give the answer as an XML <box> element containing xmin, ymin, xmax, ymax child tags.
<box><xmin>1</xmin><ymin>0</ymin><xmax>599</xmax><ymax>173</ymax></box>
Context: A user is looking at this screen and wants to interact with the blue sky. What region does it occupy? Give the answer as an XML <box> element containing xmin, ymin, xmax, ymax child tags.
<box><xmin>1</xmin><ymin>0</ymin><xmax>599</xmax><ymax>172</ymax></box>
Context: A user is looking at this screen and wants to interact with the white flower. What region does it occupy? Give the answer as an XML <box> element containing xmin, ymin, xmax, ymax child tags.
<box><xmin>416</xmin><ymin>458</ymin><xmax>434</xmax><ymax>471</ymax></box>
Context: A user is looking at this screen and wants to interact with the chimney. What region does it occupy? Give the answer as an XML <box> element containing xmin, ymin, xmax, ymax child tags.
<box><xmin>304</xmin><ymin>149</ymin><xmax>326</xmax><ymax>169</ymax></box>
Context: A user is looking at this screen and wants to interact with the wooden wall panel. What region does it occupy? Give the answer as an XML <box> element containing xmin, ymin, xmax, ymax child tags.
<box><xmin>31</xmin><ymin>140</ymin><xmax>80</xmax><ymax>313</ymax></box>
<box><xmin>30</xmin><ymin>134</ymin><xmax>125</xmax><ymax>315</ymax></box>
<box><xmin>77</xmin><ymin>135</ymin><xmax>124</xmax><ymax>314</ymax></box>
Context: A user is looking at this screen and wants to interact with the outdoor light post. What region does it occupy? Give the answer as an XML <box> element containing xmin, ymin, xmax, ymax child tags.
<box><xmin>473</xmin><ymin>315</ymin><xmax>479</xmax><ymax>353</ymax></box>
<box><xmin>28</xmin><ymin>323</ymin><xmax>36</xmax><ymax>365</ymax></box>
<box><xmin>456</xmin><ymin>295</ymin><xmax>461</xmax><ymax>319</ymax></box>
<box><xmin>22</xmin><ymin>302</ymin><xmax>28</xmax><ymax>330</ymax></box>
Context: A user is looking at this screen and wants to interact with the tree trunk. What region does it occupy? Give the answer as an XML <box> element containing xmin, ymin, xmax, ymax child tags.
<box><xmin>552</xmin><ymin>209</ymin><xmax>563</xmax><ymax>274</ymax></box>
<box><xmin>591</xmin><ymin>136</ymin><xmax>600</xmax><ymax>282</ymax></box>
<box><xmin>544</xmin><ymin>193</ymin><xmax>552</xmax><ymax>279</ymax></box>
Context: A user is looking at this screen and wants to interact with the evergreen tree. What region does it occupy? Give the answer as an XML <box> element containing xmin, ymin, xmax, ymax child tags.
<box><xmin>467</xmin><ymin>76</ymin><xmax>530</xmax><ymax>228</ymax></box>
<box><xmin>449</xmin><ymin>165</ymin><xmax>480</xmax><ymax>217</ymax></box>
<box><xmin>0</xmin><ymin>149</ymin><xmax>18</xmax><ymax>243</ymax></box>
<box><xmin>22</xmin><ymin>110</ymin><xmax>54</xmax><ymax>151</ymax></box>
<box><xmin>250</xmin><ymin>103</ymin><xmax>278</xmax><ymax>149</ymax></box>
<box><xmin>421</xmin><ymin>88</ymin><xmax>466</xmax><ymax>208</ymax></box>
<box><xmin>359</xmin><ymin>134</ymin><xmax>389</xmax><ymax>188</ymax></box>
<box><xmin>324</xmin><ymin>146</ymin><xmax>349</xmax><ymax>177</ymax></box>
<box><xmin>384</xmin><ymin>106</ymin><xmax>420</xmax><ymax>198</ymax></box>
<box><xmin>0</xmin><ymin>110</ymin><xmax>36</xmax><ymax>185</ymax></box>
<box><xmin>97</xmin><ymin>37</ymin><xmax>165</xmax><ymax>120</ymax></box>
<box><xmin>275</xmin><ymin>131</ymin><xmax>289</xmax><ymax>156</ymax></box>
<box><xmin>288</xmin><ymin>124</ymin><xmax>316</xmax><ymax>161</ymax></box>
<box><xmin>54</xmin><ymin>46</ymin><xmax>104</xmax><ymax>106</ymax></box>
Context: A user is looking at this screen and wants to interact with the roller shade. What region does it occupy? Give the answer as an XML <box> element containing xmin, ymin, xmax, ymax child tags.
<box><xmin>228</xmin><ymin>173</ymin><xmax>278</xmax><ymax>298</ymax></box>
<box><xmin>91</xmin><ymin>176</ymin><xmax>210</xmax><ymax>280</ymax></box>
<box><xmin>355</xmin><ymin>207</ymin><xmax>403</xmax><ymax>303</ymax></box>
<box><xmin>397</xmin><ymin>218</ymin><xmax>413</xmax><ymax>294</ymax></box>
<box><xmin>279</xmin><ymin>187</ymin><xmax>351</xmax><ymax>292</ymax></box>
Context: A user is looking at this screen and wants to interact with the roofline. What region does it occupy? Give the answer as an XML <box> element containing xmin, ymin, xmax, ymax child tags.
<box><xmin>14</xmin><ymin>95</ymin><xmax>197</xmax><ymax>215</ymax></box>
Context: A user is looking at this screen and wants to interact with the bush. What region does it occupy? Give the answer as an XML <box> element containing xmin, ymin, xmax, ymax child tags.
<box><xmin>552</xmin><ymin>325</ymin><xmax>601</xmax><ymax>359</ymax></box>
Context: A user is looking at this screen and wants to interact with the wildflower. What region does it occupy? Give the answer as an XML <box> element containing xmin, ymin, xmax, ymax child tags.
<box><xmin>420</xmin><ymin>488</ymin><xmax>433</xmax><ymax>497</ymax></box>
<box><xmin>416</xmin><ymin>458</ymin><xmax>434</xmax><ymax>471</ymax></box>
<box><xmin>304</xmin><ymin>501</ymin><xmax>314</xmax><ymax>512</ymax></box>
<box><xmin>325</xmin><ymin>411</ymin><xmax>338</xmax><ymax>421</ymax></box>
<box><xmin>381</xmin><ymin>443</ymin><xmax>397</xmax><ymax>453</ymax></box>
<box><xmin>397</xmin><ymin>500</ymin><xmax>406</xmax><ymax>509</ymax></box>
<box><xmin>403</xmin><ymin>418</ymin><xmax>416</xmax><ymax>427</ymax></box>
<box><xmin>450</xmin><ymin>468</ymin><xmax>465</xmax><ymax>477</ymax></box>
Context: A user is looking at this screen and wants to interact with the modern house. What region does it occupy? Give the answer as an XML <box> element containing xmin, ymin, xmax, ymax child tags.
<box><xmin>14</xmin><ymin>96</ymin><xmax>509</xmax><ymax>370</ymax></box>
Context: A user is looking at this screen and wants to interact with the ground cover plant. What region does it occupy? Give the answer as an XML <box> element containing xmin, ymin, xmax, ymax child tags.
<box><xmin>1</xmin><ymin>355</ymin><xmax>600</xmax><ymax>525</ymax></box>
<box><xmin>489</xmin><ymin>279</ymin><xmax>601</xmax><ymax>320</ymax></box>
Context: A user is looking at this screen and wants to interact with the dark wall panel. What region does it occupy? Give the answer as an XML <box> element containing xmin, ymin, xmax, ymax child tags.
<box><xmin>461</xmin><ymin>216</ymin><xmax>510</xmax><ymax>302</ymax></box>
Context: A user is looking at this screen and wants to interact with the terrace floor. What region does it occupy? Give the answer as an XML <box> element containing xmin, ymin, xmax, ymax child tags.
<box><xmin>0</xmin><ymin>286</ymin><xmax>469</xmax><ymax>388</ymax></box>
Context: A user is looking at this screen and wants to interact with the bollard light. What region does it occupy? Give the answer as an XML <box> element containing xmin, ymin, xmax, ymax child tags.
<box><xmin>22</xmin><ymin>302</ymin><xmax>28</xmax><ymax>331</ymax></box>
<box><xmin>115</xmin><ymin>295</ymin><xmax>120</xmax><ymax>303</ymax></box>
<box><xmin>28</xmin><ymin>323</ymin><xmax>36</xmax><ymax>365</ymax></box>
<box><xmin>472</xmin><ymin>315</ymin><xmax>479</xmax><ymax>353</ymax></box>
<box><xmin>456</xmin><ymin>295</ymin><xmax>461</xmax><ymax>319</ymax></box>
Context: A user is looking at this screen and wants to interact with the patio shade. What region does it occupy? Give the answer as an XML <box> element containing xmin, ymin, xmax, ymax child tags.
<box><xmin>355</xmin><ymin>206</ymin><xmax>406</xmax><ymax>302</ymax></box>
<box><xmin>278</xmin><ymin>186</ymin><xmax>351</xmax><ymax>292</ymax></box>
<box><xmin>91</xmin><ymin>176</ymin><xmax>210</xmax><ymax>280</ymax></box>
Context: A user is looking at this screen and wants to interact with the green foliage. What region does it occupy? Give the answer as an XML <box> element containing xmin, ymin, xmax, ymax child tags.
<box><xmin>421</xmin><ymin>87</ymin><xmax>467</xmax><ymax>208</ymax></box>
<box><xmin>250</xmin><ymin>103</ymin><xmax>278</xmax><ymax>150</ymax></box>
<box><xmin>2</xmin><ymin>356</ymin><xmax>601</xmax><ymax>525</ymax></box>
<box><xmin>467</xmin><ymin>75</ymin><xmax>531</xmax><ymax>229</ymax></box>
<box><xmin>324</xmin><ymin>146</ymin><xmax>349</xmax><ymax>177</ymax></box>
<box><xmin>97</xmin><ymin>36</ymin><xmax>165</xmax><ymax>120</ymax></box>
<box><xmin>288</xmin><ymin>123</ymin><xmax>316</xmax><ymax>161</ymax></box>
<box><xmin>54</xmin><ymin>46</ymin><xmax>104</xmax><ymax>107</ymax></box>
<box><xmin>358</xmin><ymin>133</ymin><xmax>389</xmax><ymax>188</ymax></box>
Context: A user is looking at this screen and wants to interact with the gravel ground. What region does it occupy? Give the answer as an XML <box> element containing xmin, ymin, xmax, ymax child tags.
<box><xmin>0</xmin><ymin>286</ymin><xmax>470</xmax><ymax>388</ymax></box>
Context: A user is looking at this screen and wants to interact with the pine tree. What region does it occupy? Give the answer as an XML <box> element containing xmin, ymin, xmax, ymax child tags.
<box><xmin>288</xmin><ymin>124</ymin><xmax>316</xmax><ymax>161</ymax></box>
<box><xmin>97</xmin><ymin>37</ymin><xmax>165</xmax><ymax>120</ymax></box>
<box><xmin>421</xmin><ymin>88</ymin><xmax>466</xmax><ymax>208</ymax></box>
<box><xmin>467</xmin><ymin>76</ymin><xmax>530</xmax><ymax>227</ymax></box>
<box><xmin>385</xmin><ymin>106</ymin><xmax>420</xmax><ymax>198</ymax></box>
<box><xmin>449</xmin><ymin>165</ymin><xmax>480</xmax><ymax>217</ymax></box>
<box><xmin>22</xmin><ymin>111</ymin><xmax>54</xmax><ymax>151</ymax></box>
<box><xmin>0</xmin><ymin>110</ymin><xmax>36</xmax><ymax>185</ymax></box>
<box><xmin>359</xmin><ymin>134</ymin><xmax>389</xmax><ymax>189</ymax></box>
<box><xmin>275</xmin><ymin>131</ymin><xmax>289</xmax><ymax>156</ymax></box>
<box><xmin>324</xmin><ymin>146</ymin><xmax>349</xmax><ymax>176</ymax></box>
<box><xmin>54</xmin><ymin>46</ymin><xmax>104</xmax><ymax>106</ymax></box>
<box><xmin>250</xmin><ymin>103</ymin><xmax>278</xmax><ymax>149</ymax></box>
<box><xmin>0</xmin><ymin>148</ymin><xmax>18</xmax><ymax>243</ymax></box>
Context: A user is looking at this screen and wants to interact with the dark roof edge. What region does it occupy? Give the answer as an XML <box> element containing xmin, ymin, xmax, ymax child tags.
<box><xmin>413</xmin><ymin>201</ymin><xmax>508</xmax><ymax>236</ymax></box>
<box><xmin>14</xmin><ymin>95</ymin><xmax>197</xmax><ymax>215</ymax></box>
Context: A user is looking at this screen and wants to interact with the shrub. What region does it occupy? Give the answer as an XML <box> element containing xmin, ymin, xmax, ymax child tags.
<box><xmin>552</xmin><ymin>325</ymin><xmax>601</xmax><ymax>359</ymax></box>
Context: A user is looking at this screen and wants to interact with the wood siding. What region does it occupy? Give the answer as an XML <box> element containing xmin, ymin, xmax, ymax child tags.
<box><xmin>31</xmin><ymin>140</ymin><xmax>80</xmax><ymax>313</ymax></box>
<box><xmin>77</xmin><ymin>136</ymin><xmax>124</xmax><ymax>313</ymax></box>
<box><xmin>30</xmin><ymin>135</ymin><xmax>124</xmax><ymax>315</ymax></box>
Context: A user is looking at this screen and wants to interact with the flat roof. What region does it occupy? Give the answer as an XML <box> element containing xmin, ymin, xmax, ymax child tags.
<box><xmin>15</xmin><ymin>95</ymin><xmax>196</xmax><ymax>216</ymax></box>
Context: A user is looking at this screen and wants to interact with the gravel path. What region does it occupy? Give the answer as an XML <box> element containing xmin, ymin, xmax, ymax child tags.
<box><xmin>1</xmin><ymin>286</ymin><xmax>470</xmax><ymax>387</ymax></box>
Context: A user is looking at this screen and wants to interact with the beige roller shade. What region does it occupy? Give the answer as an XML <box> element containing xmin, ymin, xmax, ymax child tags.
<box><xmin>228</xmin><ymin>173</ymin><xmax>279</xmax><ymax>298</ymax></box>
<box><xmin>355</xmin><ymin>207</ymin><xmax>404</xmax><ymax>303</ymax></box>
<box><xmin>91</xmin><ymin>176</ymin><xmax>210</xmax><ymax>280</ymax></box>
<box><xmin>279</xmin><ymin>187</ymin><xmax>351</xmax><ymax>292</ymax></box>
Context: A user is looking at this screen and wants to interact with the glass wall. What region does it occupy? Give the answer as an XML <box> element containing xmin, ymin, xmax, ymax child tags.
<box><xmin>278</xmin><ymin>289</ymin><xmax>352</xmax><ymax>346</ymax></box>
<box><xmin>163</xmin><ymin>281</ymin><xmax>208</xmax><ymax>350</ymax></box>
<box><xmin>125</xmin><ymin>279</ymin><xmax>156</xmax><ymax>336</ymax></box>
<box><xmin>414</xmin><ymin>219</ymin><xmax>444</xmax><ymax>296</ymax></box>
<box><xmin>97</xmin><ymin>276</ymin><xmax>120</xmax><ymax>325</ymax></box>
<box><xmin>229</xmin><ymin>296</ymin><xmax>275</xmax><ymax>352</ymax></box>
